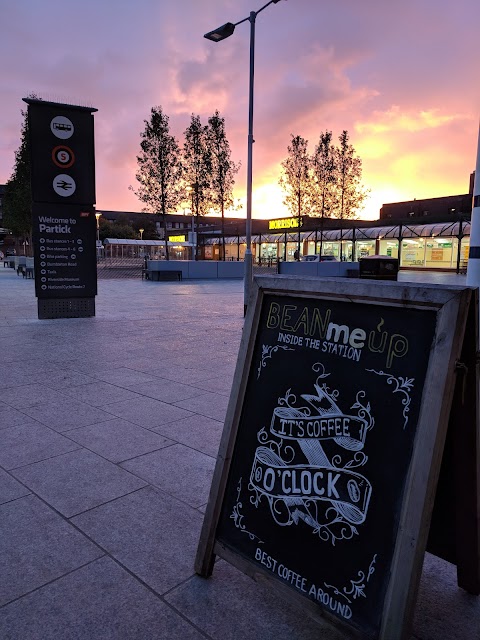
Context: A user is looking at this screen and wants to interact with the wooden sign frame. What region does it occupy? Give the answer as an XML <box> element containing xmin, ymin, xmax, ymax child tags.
<box><xmin>196</xmin><ymin>276</ymin><xmax>477</xmax><ymax>640</ymax></box>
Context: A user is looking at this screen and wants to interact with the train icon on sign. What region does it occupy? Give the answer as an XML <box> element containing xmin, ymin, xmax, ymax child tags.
<box><xmin>53</xmin><ymin>174</ymin><xmax>76</xmax><ymax>197</ymax></box>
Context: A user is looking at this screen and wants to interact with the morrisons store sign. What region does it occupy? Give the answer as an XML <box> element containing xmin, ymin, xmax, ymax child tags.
<box><xmin>268</xmin><ymin>218</ymin><xmax>302</xmax><ymax>230</ymax></box>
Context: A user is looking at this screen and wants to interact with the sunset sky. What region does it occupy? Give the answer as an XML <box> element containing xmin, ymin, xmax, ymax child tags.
<box><xmin>1</xmin><ymin>0</ymin><xmax>479</xmax><ymax>221</ymax></box>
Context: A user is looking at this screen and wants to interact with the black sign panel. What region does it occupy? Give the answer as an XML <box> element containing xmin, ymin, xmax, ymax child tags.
<box><xmin>32</xmin><ymin>203</ymin><xmax>97</xmax><ymax>298</ymax></box>
<box><xmin>215</xmin><ymin>293</ymin><xmax>437</xmax><ymax>637</ymax></box>
<box><xmin>25</xmin><ymin>99</ymin><xmax>96</xmax><ymax>205</ymax></box>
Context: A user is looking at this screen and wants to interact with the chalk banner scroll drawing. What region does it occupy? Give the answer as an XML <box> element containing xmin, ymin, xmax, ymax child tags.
<box><xmin>196</xmin><ymin>276</ymin><xmax>475</xmax><ymax>640</ymax></box>
<box><xmin>249</xmin><ymin>366</ymin><xmax>374</xmax><ymax>544</ymax></box>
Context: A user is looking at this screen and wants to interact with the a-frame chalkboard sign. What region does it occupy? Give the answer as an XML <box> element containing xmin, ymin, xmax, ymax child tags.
<box><xmin>196</xmin><ymin>276</ymin><xmax>480</xmax><ymax>640</ymax></box>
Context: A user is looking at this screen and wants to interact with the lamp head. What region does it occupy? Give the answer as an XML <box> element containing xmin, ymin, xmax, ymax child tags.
<box><xmin>204</xmin><ymin>22</ymin><xmax>235</xmax><ymax>42</ymax></box>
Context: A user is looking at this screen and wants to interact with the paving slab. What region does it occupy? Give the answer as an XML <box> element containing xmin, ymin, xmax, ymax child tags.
<box><xmin>63</xmin><ymin>381</ymin><xmax>142</xmax><ymax>407</ymax></box>
<box><xmin>72</xmin><ymin>486</ymin><xmax>203</xmax><ymax>595</ymax></box>
<box><xmin>412</xmin><ymin>553</ymin><xmax>480</xmax><ymax>640</ymax></box>
<box><xmin>0</xmin><ymin>495</ymin><xmax>102</xmax><ymax>607</ymax></box>
<box><xmin>173</xmin><ymin>391</ymin><xmax>230</xmax><ymax>422</ymax></box>
<box><xmin>152</xmin><ymin>414</ymin><xmax>224</xmax><ymax>458</ymax></box>
<box><xmin>0</xmin><ymin>383</ymin><xmax>68</xmax><ymax>408</ymax></box>
<box><xmin>101</xmin><ymin>395</ymin><xmax>193</xmax><ymax>428</ymax></box>
<box><xmin>0</xmin><ymin>406</ymin><xmax>40</xmax><ymax>431</ymax></box>
<box><xmin>89</xmin><ymin>367</ymin><xmax>158</xmax><ymax>388</ymax></box>
<box><xmin>0</xmin><ymin>556</ymin><xmax>204</xmax><ymax>640</ymax></box>
<box><xmin>166</xmin><ymin>559</ymin><xmax>345</xmax><ymax>640</ymax></box>
<box><xmin>20</xmin><ymin>397</ymin><xmax>116</xmax><ymax>432</ymax></box>
<box><xmin>0</xmin><ymin>422</ymin><xmax>80</xmax><ymax>470</ymax></box>
<box><xmin>147</xmin><ymin>364</ymin><xmax>219</xmax><ymax>385</ymax></box>
<box><xmin>0</xmin><ymin>468</ymin><xmax>30</xmax><ymax>505</ymax></box>
<box><xmin>11</xmin><ymin>449</ymin><xmax>147</xmax><ymax>517</ymax></box>
<box><xmin>66</xmin><ymin>418</ymin><xmax>173</xmax><ymax>463</ymax></box>
<box><xmin>60</xmin><ymin>359</ymin><xmax>131</xmax><ymax>376</ymax></box>
<box><xmin>0</xmin><ymin>371</ymin><xmax>35</xmax><ymax>391</ymax></box>
<box><xmin>121</xmin><ymin>443</ymin><xmax>215</xmax><ymax>508</ymax></box>
<box><xmin>191</xmin><ymin>374</ymin><xmax>234</xmax><ymax>396</ymax></box>
<box><xmin>41</xmin><ymin>370</ymin><xmax>96</xmax><ymax>389</ymax></box>
<box><xmin>127</xmin><ymin>378</ymin><xmax>208</xmax><ymax>403</ymax></box>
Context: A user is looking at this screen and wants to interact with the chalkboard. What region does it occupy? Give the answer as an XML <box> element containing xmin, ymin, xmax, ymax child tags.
<box><xmin>196</xmin><ymin>276</ymin><xmax>474</xmax><ymax>640</ymax></box>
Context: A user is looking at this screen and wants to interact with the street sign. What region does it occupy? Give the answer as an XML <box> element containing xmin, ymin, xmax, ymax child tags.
<box><xmin>32</xmin><ymin>203</ymin><xmax>97</xmax><ymax>299</ymax></box>
<box><xmin>25</xmin><ymin>98</ymin><xmax>98</xmax><ymax>319</ymax></box>
<box><xmin>25</xmin><ymin>98</ymin><xmax>97</xmax><ymax>205</ymax></box>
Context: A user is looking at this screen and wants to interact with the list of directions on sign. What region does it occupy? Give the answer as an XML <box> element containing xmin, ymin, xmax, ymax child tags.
<box><xmin>32</xmin><ymin>203</ymin><xmax>97</xmax><ymax>299</ymax></box>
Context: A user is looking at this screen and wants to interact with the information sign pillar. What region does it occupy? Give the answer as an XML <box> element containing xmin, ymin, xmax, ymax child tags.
<box><xmin>24</xmin><ymin>98</ymin><xmax>98</xmax><ymax>319</ymax></box>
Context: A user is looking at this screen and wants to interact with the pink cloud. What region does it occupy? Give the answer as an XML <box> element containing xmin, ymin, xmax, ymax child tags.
<box><xmin>1</xmin><ymin>0</ymin><xmax>478</xmax><ymax>219</ymax></box>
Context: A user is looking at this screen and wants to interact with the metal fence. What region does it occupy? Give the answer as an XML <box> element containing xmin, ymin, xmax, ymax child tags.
<box><xmin>96</xmin><ymin>256</ymin><xmax>143</xmax><ymax>279</ymax></box>
<box><xmin>96</xmin><ymin>256</ymin><xmax>280</xmax><ymax>280</ymax></box>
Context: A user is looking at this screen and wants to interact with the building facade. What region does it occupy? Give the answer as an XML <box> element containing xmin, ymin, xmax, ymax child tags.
<box><xmin>1</xmin><ymin>189</ymin><xmax>474</xmax><ymax>270</ymax></box>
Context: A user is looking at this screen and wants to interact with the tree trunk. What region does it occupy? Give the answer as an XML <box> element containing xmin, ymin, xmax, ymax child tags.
<box><xmin>221</xmin><ymin>203</ymin><xmax>225</xmax><ymax>261</ymax></box>
<box><xmin>297</xmin><ymin>194</ymin><xmax>301</xmax><ymax>258</ymax></box>
<box><xmin>162</xmin><ymin>213</ymin><xmax>170</xmax><ymax>260</ymax></box>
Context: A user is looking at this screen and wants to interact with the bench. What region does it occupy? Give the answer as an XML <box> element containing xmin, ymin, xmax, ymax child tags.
<box><xmin>23</xmin><ymin>266</ymin><xmax>34</xmax><ymax>279</ymax></box>
<box><xmin>149</xmin><ymin>270</ymin><xmax>182</xmax><ymax>281</ymax></box>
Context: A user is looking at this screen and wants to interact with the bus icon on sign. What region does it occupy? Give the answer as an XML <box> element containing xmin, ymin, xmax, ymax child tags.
<box><xmin>53</xmin><ymin>122</ymin><xmax>72</xmax><ymax>132</ymax></box>
<box><xmin>50</xmin><ymin>116</ymin><xmax>74</xmax><ymax>140</ymax></box>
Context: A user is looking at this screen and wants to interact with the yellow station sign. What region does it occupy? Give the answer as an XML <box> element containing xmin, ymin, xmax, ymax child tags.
<box><xmin>268</xmin><ymin>218</ymin><xmax>302</xmax><ymax>230</ymax></box>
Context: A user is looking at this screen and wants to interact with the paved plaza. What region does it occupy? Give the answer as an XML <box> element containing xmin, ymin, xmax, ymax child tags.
<box><xmin>0</xmin><ymin>266</ymin><xmax>479</xmax><ymax>639</ymax></box>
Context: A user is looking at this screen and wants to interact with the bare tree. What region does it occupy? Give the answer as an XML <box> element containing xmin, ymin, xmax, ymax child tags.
<box><xmin>333</xmin><ymin>130</ymin><xmax>369</xmax><ymax>259</ymax></box>
<box><xmin>312</xmin><ymin>130</ymin><xmax>337</xmax><ymax>256</ymax></box>
<box><xmin>279</xmin><ymin>135</ymin><xmax>314</xmax><ymax>258</ymax></box>
<box><xmin>207</xmin><ymin>111</ymin><xmax>240</xmax><ymax>260</ymax></box>
<box><xmin>131</xmin><ymin>106</ymin><xmax>183</xmax><ymax>260</ymax></box>
<box><xmin>183</xmin><ymin>114</ymin><xmax>212</xmax><ymax>260</ymax></box>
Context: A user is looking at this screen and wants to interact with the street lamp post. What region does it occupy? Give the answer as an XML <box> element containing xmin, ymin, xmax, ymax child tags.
<box><xmin>466</xmin><ymin>122</ymin><xmax>480</xmax><ymax>302</ymax></box>
<box><xmin>192</xmin><ymin>182</ymin><xmax>199</xmax><ymax>260</ymax></box>
<box><xmin>139</xmin><ymin>227</ymin><xmax>144</xmax><ymax>241</ymax></box>
<box><xmin>95</xmin><ymin>212</ymin><xmax>101</xmax><ymax>262</ymax></box>
<box><xmin>186</xmin><ymin>186</ymin><xmax>197</xmax><ymax>261</ymax></box>
<box><xmin>205</xmin><ymin>0</ymin><xmax>283</xmax><ymax>315</ymax></box>
<box><xmin>95</xmin><ymin>212</ymin><xmax>101</xmax><ymax>242</ymax></box>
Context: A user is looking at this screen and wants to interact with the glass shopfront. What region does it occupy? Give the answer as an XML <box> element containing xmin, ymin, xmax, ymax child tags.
<box><xmin>356</xmin><ymin>240</ymin><xmax>376</xmax><ymax>259</ymax></box>
<box><xmin>425</xmin><ymin>238</ymin><xmax>456</xmax><ymax>268</ymax></box>
<box><xmin>401</xmin><ymin>239</ymin><xmax>426</xmax><ymax>267</ymax></box>
<box><xmin>378</xmin><ymin>240</ymin><xmax>399</xmax><ymax>259</ymax></box>
<box><xmin>202</xmin><ymin>220</ymin><xmax>470</xmax><ymax>270</ymax></box>
<box><xmin>401</xmin><ymin>237</ymin><xmax>461</xmax><ymax>268</ymax></box>
<box><xmin>304</xmin><ymin>240</ymin><xmax>352</xmax><ymax>260</ymax></box>
<box><xmin>259</xmin><ymin>242</ymin><xmax>278</xmax><ymax>262</ymax></box>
